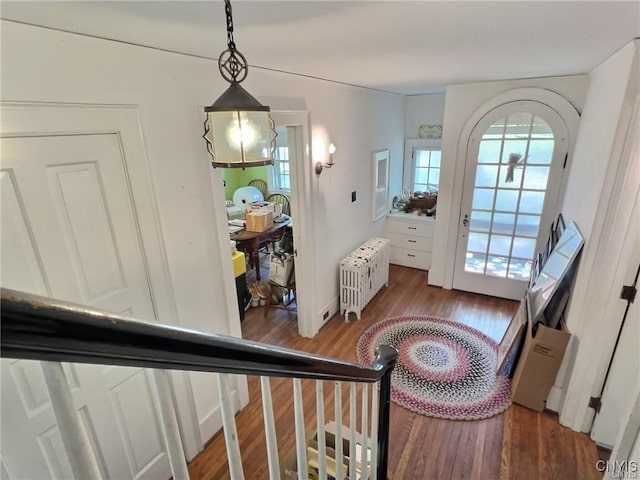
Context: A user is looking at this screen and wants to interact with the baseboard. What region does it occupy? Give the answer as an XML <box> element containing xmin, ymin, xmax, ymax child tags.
<box><xmin>319</xmin><ymin>295</ymin><xmax>340</xmax><ymax>328</ymax></box>
<box><xmin>546</xmin><ymin>386</ymin><xmax>564</xmax><ymax>412</ymax></box>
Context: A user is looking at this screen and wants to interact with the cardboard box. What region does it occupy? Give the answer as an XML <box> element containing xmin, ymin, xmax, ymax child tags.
<box><xmin>245</xmin><ymin>208</ymin><xmax>273</xmax><ymax>232</ymax></box>
<box><xmin>270</xmin><ymin>254</ymin><xmax>295</xmax><ymax>287</ymax></box>
<box><xmin>511</xmin><ymin>319</ymin><xmax>571</xmax><ymax>411</ymax></box>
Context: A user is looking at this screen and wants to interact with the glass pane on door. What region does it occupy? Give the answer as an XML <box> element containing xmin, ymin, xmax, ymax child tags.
<box><xmin>464</xmin><ymin>113</ymin><xmax>554</xmax><ymax>280</ymax></box>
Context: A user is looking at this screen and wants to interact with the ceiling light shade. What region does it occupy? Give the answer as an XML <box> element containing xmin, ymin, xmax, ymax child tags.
<box><xmin>203</xmin><ymin>0</ymin><xmax>276</xmax><ymax>169</ymax></box>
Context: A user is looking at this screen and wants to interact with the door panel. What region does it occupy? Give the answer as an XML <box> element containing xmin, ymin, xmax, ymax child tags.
<box><xmin>0</xmin><ymin>170</ymin><xmax>49</xmax><ymax>295</ymax></box>
<box><xmin>453</xmin><ymin>102</ymin><xmax>569</xmax><ymax>299</ymax></box>
<box><xmin>0</xmin><ymin>134</ymin><xmax>171</xmax><ymax>479</ymax></box>
<box><xmin>47</xmin><ymin>162</ymin><xmax>127</xmax><ymax>302</ymax></box>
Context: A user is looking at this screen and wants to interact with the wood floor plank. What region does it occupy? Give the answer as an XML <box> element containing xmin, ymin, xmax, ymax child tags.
<box><xmin>187</xmin><ymin>264</ymin><xmax>601</xmax><ymax>479</ymax></box>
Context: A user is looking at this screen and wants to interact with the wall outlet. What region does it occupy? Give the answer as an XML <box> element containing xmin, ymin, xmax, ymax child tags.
<box><xmin>351</xmin><ymin>191</ymin><xmax>356</xmax><ymax>202</ymax></box>
<box><xmin>323</xmin><ymin>311</ymin><xmax>329</xmax><ymax>320</ymax></box>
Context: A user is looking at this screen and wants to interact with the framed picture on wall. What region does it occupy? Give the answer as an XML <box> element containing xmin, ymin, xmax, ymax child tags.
<box><xmin>372</xmin><ymin>149</ymin><xmax>390</xmax><ymax>221</ymax></box>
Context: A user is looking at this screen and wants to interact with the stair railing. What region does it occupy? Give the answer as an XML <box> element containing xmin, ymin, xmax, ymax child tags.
<box><xmin>1</xmin><ymin>287</ymin><xmax>397</xmax><ymax>480</ymax></box>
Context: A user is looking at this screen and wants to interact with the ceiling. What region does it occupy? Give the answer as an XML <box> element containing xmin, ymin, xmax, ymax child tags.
<box><xmin>2</xmin><ymin>1</ymin><xmax>639</xmax><ymax>95</ymax></box>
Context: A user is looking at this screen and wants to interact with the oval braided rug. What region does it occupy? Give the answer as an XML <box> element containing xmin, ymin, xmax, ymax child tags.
<box><xmin>356</xmin><ymin>315</ymin><xmax>511</xmax><ymax>421</ymax></box>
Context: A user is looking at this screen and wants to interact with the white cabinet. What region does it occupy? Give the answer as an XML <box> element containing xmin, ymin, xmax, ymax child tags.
<box><xmin>387</xmin><ymin>213</ymin><xmax>435</xmax><ymax>270</ymax></box>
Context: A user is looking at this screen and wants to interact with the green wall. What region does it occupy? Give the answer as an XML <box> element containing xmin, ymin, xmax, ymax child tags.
<box><xmin>221</xmin><ymin>167</ymin><xmax>268</xmax><ymax>201</ymax></box>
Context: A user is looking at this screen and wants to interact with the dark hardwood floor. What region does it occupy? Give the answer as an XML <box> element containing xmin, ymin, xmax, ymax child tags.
<box><xmin>188</xmin><ymin>264</ymin><xmax>601</xmax><ymax>479</ymax></box>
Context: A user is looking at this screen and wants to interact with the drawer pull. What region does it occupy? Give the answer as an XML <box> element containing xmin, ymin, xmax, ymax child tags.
<box><xmin>408</xmin><ymin>240</ymin><xmax>417</xmax><ymax>243</ymax></box>
<box><xmin>408</xmin><ymin>226</ymin><xmax>417</xmax><ymax>230</ymax></box>
<box><xmin>407</xmin><ymin>254</ymin><xmax>416</xmax><ymax>258</ymax></box>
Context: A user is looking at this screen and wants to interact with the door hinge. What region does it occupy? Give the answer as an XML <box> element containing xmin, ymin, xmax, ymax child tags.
<box><xmin>563</xmin><ymin>153</ymin><xmax>568</xmax><ymax>169</ymax></box>
<box><xmin>620</xmin><ymin>285</ymin><xmax>637</xmax><ymax>303</ymax></box>
<box><xmin>589</xmin><ymin>396</ymin><xmax>602</xmax><ymax>413</ymax></box>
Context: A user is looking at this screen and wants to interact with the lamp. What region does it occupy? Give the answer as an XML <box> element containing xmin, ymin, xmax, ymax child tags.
<box><xmin>202</xmin><ymin>0</ymin><xmax>277</xmax><ymax>169</ymax></box>
<box><xmin>315</xmin><ymin>143</ymin><xmax>336</xmax><ymax>175</ymax></box>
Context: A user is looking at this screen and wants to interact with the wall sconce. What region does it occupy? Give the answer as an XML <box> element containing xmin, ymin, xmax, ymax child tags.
<box><xmin>202</xmin><ymin>0</ymin><xmax>277</xmax><ymax>169</ymax></box>
<box><xmin>315</xmin><ymin>143</ymin><xmax>336</xmax><ymax>175</ymax></box>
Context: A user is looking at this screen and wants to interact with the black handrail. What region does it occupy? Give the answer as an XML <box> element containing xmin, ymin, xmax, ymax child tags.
<box><xmin>1</xmin><ymin>288</ymin><xmax>396</xmax><ymax>382</ymax></box>
<box><xmin>1</xmin><ymin>287</ymin><xmax>397</xmax><ymax>478</ymax></box>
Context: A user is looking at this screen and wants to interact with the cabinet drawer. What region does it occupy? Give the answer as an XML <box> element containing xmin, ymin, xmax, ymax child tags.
<box><xmin>387</xmin><ymin>218</ymin><xmax>434</xmax><ymax>237</ymax></box>
<box><xmin>388</xmin><ymin>232</ymin><xmax>433</xmax><ymax>252</ymax></box>
<box><xmin>390</xmin><ymin>246</ymin><xmax>431</xmax><ymax>270</ymax></box>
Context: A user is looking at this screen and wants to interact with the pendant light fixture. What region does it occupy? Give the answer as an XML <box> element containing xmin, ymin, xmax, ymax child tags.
<box><xmin>203</xmin><ymin>0</ymin><xmax>276</xmax><ymax>168</ymax></box>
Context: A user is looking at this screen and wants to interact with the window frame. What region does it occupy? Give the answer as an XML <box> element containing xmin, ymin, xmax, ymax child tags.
<box><xmin>267</xmin><ymin>127</ymin><xmax>291</xmax><ymax>193</ymax></box>
<box><xmin>269</xmin><ymin>145</ymin><xmax>291</xmax><ymax>192</ymax></box>
<box><xmin>403</xmin><ymin>138</ymin><xmax>442</xmax><ymax>193</ymax></box>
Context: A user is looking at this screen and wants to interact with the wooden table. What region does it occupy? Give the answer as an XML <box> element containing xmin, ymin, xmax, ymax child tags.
<box><xmin>230</xmin><ymin>217</ymin><xmax>291</xmax><ymax>281</ymax></box>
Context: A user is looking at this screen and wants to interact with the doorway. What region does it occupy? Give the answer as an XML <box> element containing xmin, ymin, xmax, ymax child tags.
<box><xmin>453</xmin><ymin>101</ymin><xmax>570</xmax><ymax>299</ymax></box>
<box><xmin>270</xmin><ymin>113</ymin><xmax>314</xmax><ymax>337</ymax></box>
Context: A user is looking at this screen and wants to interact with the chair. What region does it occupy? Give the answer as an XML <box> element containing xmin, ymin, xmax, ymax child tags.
<box><xmin>265</xmin><ymin>193</ymin><xmax>290</xmax><ymax>217</ymax></box>
<box><xmin>262</xmin><ymin>193</ymin><xmax>291</xmax><ymax>253</ymax></box>
<box><xmin>248</xmin><ymin>179</ymin><xmax>268</xmax><ymax>199</ymax></box>
<box><xmin>263</xmin><ymin>256</ymin><xmax>296</xmax><ymax>318</ymax></box>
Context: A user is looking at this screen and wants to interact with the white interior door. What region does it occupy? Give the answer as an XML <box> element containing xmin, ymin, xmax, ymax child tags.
<box><xmin>1</xmin><ymin>134</ymin><xmax>172</xmax><ymax>479</ymax></box>
<box><xmin>591</xmin><ymin>194</ymin><xmax>640</xmax><ymax>448</ymax></box>
<box><xmin>453</xmin><ymin>101</ymin><xmax>569</xmax><ymax>299</ymax></box>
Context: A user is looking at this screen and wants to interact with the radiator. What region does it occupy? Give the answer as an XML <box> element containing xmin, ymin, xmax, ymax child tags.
<box><xmin>340</xmin><ymin>237</ymin><xmax>390</xmax><ymax>321</ymax></box>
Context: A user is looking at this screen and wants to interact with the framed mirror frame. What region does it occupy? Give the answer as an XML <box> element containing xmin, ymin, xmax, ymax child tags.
<box><xmin>373</xmin><ymin>149</ymin><xmax>390</xmax><ymax>221</ymax></box>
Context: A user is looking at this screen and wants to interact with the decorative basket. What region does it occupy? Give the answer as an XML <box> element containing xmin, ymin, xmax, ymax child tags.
<box><xmin>409</xmin><ymin>195</ymin><xmax>437</xmax><ymax>210</ymax></box>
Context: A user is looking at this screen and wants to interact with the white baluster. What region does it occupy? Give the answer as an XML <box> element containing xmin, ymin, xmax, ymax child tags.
<box><xmin>370</xmin><ymin>382</ymin><xmax>380</xmax><ymax>480</ymax></box>
<box><xmin>150</xmin><ymin>370</ymin><xmax>190</xmax><ymax>480</ymax></box>
<box><xmin>217</xmin><ymin>373</ymin><xmax>244</xmax><ymax>480</ymax></box>
<box><xmin>260</xmin><ymin>377</ymin><xmax>280</xmax><ymax>480</ymax></box>
<box><xmin>334</xmin><ymin>382</ymin><xmax>344</xmax><ymax>480</ymax></box>
<box><xmin>349</xmin><ymin>383</ymin><xmax>357</xmax><ymax>480</ymax></box>
<box><xmin>293</xmin><ymin>379</ymin><xmax>307</xmax><ymax>480</ymax></box>
<box><xmin>41</xmin><ymin>361</ymin><xmax>102</xmax><ymax>479</ymax></box>
<box><xmin>315</xmin><ymin>380</ymin><xmax>327</xmax><ymax>479</ymax></box>
<box><xmin>361</xmin><ymin>384</ymin><xmax>369</xmax><ymax>480</ymax></box>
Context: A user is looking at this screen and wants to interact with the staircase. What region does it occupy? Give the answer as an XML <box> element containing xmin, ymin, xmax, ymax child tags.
<box><xmin>1</xmin><ymin>288</ymin><xmax>397</xmax><ymax>480</ymax></box>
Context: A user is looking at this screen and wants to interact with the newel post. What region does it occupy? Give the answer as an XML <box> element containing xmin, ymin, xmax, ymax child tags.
<box><xmin>373</xmin><ymin>345</ymin><xmax>398</xmax><ymax>480</ymax></box>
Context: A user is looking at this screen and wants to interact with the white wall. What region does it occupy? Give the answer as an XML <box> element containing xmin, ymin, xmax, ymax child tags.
<box><xmin>430</xmin><ymin>75</ymin><xmax>589</xmax><ymax>288</ymax></box>
<box><xmin>404</xmin><ymin>94</ymin><xmax>446</xmax><ymax>138</ymax></box>
<box><xmin>291</xmin><ymin>78</ymin><xmax>404</xmax><ymax>326</ymax></box>
<box><xmin>561</xmin><ymin>45</ymin><xmax>636</xmax><ymax>237</ymax></box>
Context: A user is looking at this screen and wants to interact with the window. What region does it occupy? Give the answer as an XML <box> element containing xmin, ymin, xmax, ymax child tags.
<box><xmin>403</xmin><ymin>139</ymin><xmax>441</xmax><ymax>194</ymax></box>
<box><xmin>269</xmin><ymin>127</ymin><xmax>290</xmax><ymax>192</ymax></box>
<box><xmin>272</xmin><ymin>146</ymin><xmax>290</xmax><ymax>191</ymax></box>
<box><xmin>413</xmin><ymin>148</ymin><xmax>440</xmax><ymax>193</ymax></box>
<box><xmin>464</xmin><ymin>113</ymin><xmax>554</xmax><ymax>280</ymax></box>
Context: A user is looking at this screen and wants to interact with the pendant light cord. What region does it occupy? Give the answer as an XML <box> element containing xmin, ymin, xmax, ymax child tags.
<box><xmin>225</xmin><ymin>0</ymin><xmax>236</xmax><ymax>51</ymax></box>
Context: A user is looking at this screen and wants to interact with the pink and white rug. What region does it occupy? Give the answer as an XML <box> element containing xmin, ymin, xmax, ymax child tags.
<box><xmin>356</xmin><ymin>315</ymin><xmax>511</xmax><ymax>421</ymax></box>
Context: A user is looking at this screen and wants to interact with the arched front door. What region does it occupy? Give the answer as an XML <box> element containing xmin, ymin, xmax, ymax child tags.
<box><xmin>453</xmin><ymin>101</ymin><xmax>570</xmax><ymax>299</ymax></box>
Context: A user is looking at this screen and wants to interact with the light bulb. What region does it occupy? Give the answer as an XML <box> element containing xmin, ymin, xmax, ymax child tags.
<box><xmin>226</xmin><ymin>113</ymin><xmax>257</xmax><ymax>150</ymax></box>
<box><xmin>328</xmin><ymin>142</ymin><xmax>336</xmax><ymax>165</ymax></box>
